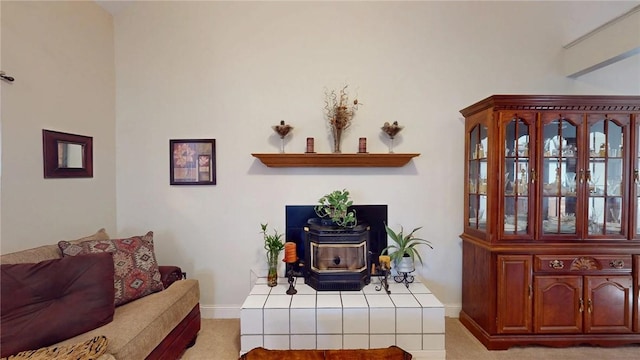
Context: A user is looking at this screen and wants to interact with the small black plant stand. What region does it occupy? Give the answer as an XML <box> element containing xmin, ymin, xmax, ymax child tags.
<box><xmin>394</xmin><ymin>271</ymin><xmax>415</xmax><ymax>288</ymax></box>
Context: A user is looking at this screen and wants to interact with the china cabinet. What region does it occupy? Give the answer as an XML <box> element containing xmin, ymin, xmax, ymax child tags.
<box><xmin>460</xmin><ymin>95</ymin><xmax>640</xmax><ymax>349</ymax></box>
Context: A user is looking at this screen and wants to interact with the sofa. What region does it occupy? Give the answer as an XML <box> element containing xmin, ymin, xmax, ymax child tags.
<box><xmin>0</xmin><ymin>229</ymin><xmax>201</xmax><ymax>360</ymax></box>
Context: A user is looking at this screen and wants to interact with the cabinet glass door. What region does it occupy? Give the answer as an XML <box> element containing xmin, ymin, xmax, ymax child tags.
<box><xmin>540</xmin><ymin>114</ymin><xmax>580</xmax><ymax>237</ymax></box>
<box><xmin>503</xmin><ymin>114</ymin><xmax>533</xmax><ymax>236</ymax></box>
<box><xmin>586</xmin><ymin>114</ymin><xmax>628</xmax><ymax>237</ymax></box>
<box><xmin>468</xmin><ymin>124</ymin><xmax>488</xmax><ymax>231</ymax></box>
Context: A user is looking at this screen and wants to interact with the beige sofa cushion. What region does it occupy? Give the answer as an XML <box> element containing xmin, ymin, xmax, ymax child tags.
<box><xmin>54</xmin><ymin>279</ymin><xmax>200</xmax><ymax>360</ymax></box>
<box><xmin>0</xmin><ymin>229</ymin><xmax>109</xmax><ymax>265</ymax></box>
<box><xmin>3</xmin><ymin>336</ymin><xmax>108</xmax><ymax>360</ymax></box>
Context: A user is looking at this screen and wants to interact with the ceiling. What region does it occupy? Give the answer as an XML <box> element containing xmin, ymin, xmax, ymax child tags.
<box><xmin>95</xmin><ymin>0</ymin><xmax>131</xmax><ymax>16</ymax></box>
<box><xmin>93</xmin><ymin>0</ymin><xmax>639</xmax><ymax>78</ymax></box>
<box><xmin>94</xmin><ymin>1</ymin><xmax>640</xmax><ymax>46</ymax></box>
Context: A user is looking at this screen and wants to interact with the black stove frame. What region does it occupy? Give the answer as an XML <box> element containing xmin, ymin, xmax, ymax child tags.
<box><xmin>304</xmin><ymin>218</ymin><xmax>370</xmax><ymax>291</ymax></box>
<box><xmin>285</xmin><ymin>205</ymin><xmax>388</xmax><ymax>291</ymax></box>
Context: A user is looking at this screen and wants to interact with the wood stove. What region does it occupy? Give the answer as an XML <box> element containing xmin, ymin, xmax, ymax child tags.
<box><xmin>304</xmin><ymin>218</ymin><xmax>370</xmax><ymax>291</ymax></box>
<box><xmin>285</xmin><ymin>205</ymin><xmax>387</xmax><ymax>291</ymax></box>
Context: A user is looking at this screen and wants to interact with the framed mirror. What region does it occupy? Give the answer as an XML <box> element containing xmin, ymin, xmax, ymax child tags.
<box><xmin>42</xmin><ymin>129</ymin><xmax>93</xmax><ymax>178</ymax></box>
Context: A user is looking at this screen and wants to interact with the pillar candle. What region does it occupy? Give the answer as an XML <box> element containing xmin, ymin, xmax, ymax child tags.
<box><xmin>284</xmin><ymin>242</ymin><xmax>297</xmax><ymax>263</ymax></box>
<box><xmin>306</xmin><ymin>137</ymin><xmax>315</xmax><ymax>153</ymax></box>
<box><xmin>358</xmin><ymin>137</ymin><xmax>367</xmax><ymax>153</ymax></box>
<box><xmin>379</xmin><ymin>255</ymin><xmax>391</xmax><ymax>270</ymax></box>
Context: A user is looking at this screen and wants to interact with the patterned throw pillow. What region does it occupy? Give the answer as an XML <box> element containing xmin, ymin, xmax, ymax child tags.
<box><xmin>58</xmin><ymin>231</ymin><xmax>164</xmax><ymax>306</ymax></box>
<box><xmin>5</xmin><ymin>336</ymin><xmax>108</xmax><ymax>360</ymax></box>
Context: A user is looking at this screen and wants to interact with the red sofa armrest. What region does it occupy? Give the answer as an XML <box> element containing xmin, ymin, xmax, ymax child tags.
<box><xmin>159</xmin><ymin>265</ymin><xmax>185</xmax><ymax>288</ymax></box>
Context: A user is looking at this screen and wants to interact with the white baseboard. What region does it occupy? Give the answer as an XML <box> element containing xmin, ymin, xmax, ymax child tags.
<box><xmin>410</xmin><ymin>350</ymin><xmax>446</xmax><ymax>360</ymax></box>
<box><xmin>444</xmin><ymin>303</ymin><xmax>461</xmax><ymax>318</ymax></box>
<box><xmin>199</xmin><ymin>303</ymin><xmax>462</xmax><ymax>319</ymax></box>
<box><xmin>200</xmin><ymin>304</ymin><xmax>240</xmax><ymax>319</ymax></box>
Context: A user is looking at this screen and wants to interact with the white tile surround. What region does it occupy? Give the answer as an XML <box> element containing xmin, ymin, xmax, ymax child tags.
<box><xmin>240</xmin><ymin>277</ymin><xmax>446</xmax><ymax>360</ymax></box>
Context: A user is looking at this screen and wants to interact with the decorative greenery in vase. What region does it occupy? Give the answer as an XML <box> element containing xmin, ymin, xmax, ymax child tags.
<box><xmin>324</xmin><ymin>85</ymin><xmax>360</xmax><ymax>153</ymax></box>
<box><xmin>261</xmin><ymin>223</ymin><xmax>285</xmax><ymax>287</ymax></box>
<box><xmin>314</xmin><ymin>189</ymin><xmax>357</xmax><ymax>228</ymax></box>
<box><xmin>381</xmin><ymin>223</ymin><xmax>432</xmax><ymax>272</ymax></box>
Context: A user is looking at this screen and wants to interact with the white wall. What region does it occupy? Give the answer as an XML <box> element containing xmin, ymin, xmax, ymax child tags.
<box><xmin>113</xmin><ymin>1</ymin><xmax>639</xmax><ymax>317</ymax></box>
<box><xmin>1</xmin><ymin>1</ymin><xmax>638</xmax><ymax>319</ymax></box>
<box><xmin>0</xmin><ymin>1</ymin><xmax>116</xmax><ymax>252</ymax></box>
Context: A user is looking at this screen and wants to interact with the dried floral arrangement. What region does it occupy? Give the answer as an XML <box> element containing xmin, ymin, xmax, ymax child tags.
<box><xmin>324</xmin><ymin>85</ymin><xmax>360</xmax><ymax>153</ymax></box>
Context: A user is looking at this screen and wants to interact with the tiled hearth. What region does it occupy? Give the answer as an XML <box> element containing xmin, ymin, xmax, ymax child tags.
<box><xmin>240</xmin><ymin>277</ymin><xmax>446</xmax><ymax>360</ymax></box>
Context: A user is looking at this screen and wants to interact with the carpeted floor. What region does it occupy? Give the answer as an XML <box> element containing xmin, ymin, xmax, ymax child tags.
<box><xmin>181</xmin><ymin>317</ymin><xmax>640</xmax><ymax>360</ymax></box>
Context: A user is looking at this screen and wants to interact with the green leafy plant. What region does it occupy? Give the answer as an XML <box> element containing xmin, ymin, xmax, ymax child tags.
<box><xmin>261</xmin><ymin>223</ymin><xmax>285</xmax><ymax>287</ymax></box>
<box><xmin>314</xmin><ymin>189</ymin><xmax>357</xmax><ymax>227</ymax></box>
<box><xmin>381</xmin><ymin>223</ymin><xmax>433</xmax><ymax>266</ymax></box>
<box><xmin>261</xmin><ymin>223</ymin><xmax>285</xmax><ymax>254</ymax></box>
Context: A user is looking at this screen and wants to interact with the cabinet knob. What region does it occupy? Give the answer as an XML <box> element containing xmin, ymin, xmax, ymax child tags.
<box><xmin>609</xmin><ymin>259</ymin><xmax>625</xmax><ymax>269</ymax></box>
<box><xmin>549</xmin><ymin>260</ymin><xmax>564</xmax><ymax>270</ymax></box>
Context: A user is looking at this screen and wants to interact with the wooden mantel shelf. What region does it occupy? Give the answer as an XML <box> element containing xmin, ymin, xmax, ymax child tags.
<box><xmin>251</xmin><ymin>153</ymin><xmax>420</xmax><ymax>167</ymax></box>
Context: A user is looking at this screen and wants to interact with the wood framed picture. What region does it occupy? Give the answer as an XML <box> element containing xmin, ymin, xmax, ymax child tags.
<box><xmin>170</xmin><ymin>139</ymin><xmax>216</xmax><ymax>185</ymax></box>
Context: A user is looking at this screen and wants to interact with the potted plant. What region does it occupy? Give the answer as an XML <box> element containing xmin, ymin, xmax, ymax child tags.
<box><xmin>314</xmin><ymin>189</ymin><xmax>357</xmax><ymax>227</ymax></box>
<box><xmin>261</xmin><ymin>223</ymin><xmax>285</xmax><ymax>287</ymax></box>
<box><xmin>381</xmin><ymin>223</ymin><xmax>433</xmax><ymax>273</ymax></box>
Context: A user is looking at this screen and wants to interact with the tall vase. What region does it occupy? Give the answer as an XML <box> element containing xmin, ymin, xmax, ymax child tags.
<box><xmin>267</xmin><ymin>250</ymin><xmax>280</xmax><ymax>287</ymax></box>
<box><xmin>332</xmin><ymin>128</ymin><xmax>342</xmax><ymax>153</ymax></box>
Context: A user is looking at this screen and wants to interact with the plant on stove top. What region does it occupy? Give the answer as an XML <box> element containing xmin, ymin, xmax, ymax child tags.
<box><xmin>314</xmin><ymin>189</ymin><xmax>357</xmax><ymax>228</ymax></box>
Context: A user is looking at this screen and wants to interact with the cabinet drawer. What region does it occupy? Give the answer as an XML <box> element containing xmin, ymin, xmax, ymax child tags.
<box><xmin>534</xmin><ymin>255</ymin><xmax>632</xmax><ymax>273</ymax></box>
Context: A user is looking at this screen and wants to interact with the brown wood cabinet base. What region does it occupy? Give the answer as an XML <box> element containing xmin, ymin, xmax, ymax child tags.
<box><xmin>460</xmin><ymin>311</ymin><xmax>640</xmax><ymax>350</ymax></box>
